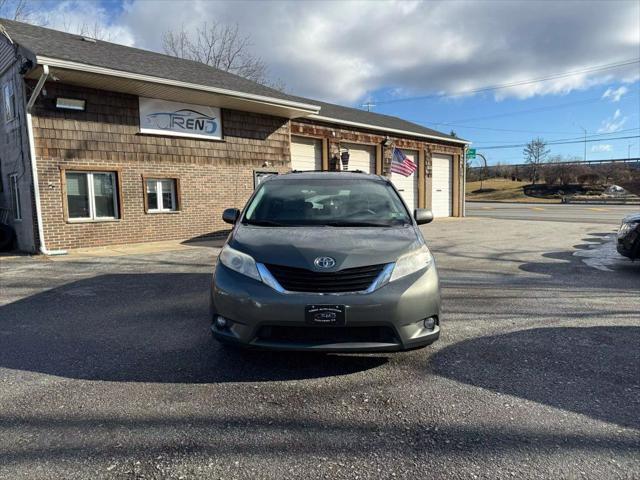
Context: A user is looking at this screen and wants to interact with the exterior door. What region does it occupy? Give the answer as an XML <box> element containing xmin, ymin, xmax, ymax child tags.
<box><xmin>291</xmin><ymin>136</ymin><xmax>322</xmax><ymax>171</ymax></box>
<box><xmin>342</xmin><ymin>143</ymin><xmax>375</xmax><ymax>173</ymax></box>
<box><xmin>390</xmin><ymin>149</ymin><xmax>418</xmax><ymax>210</ymax></box>
<box><xmin>431</xmin><ymin>154</ymin><xmax>453</xmax><ymax>217</ymax></box>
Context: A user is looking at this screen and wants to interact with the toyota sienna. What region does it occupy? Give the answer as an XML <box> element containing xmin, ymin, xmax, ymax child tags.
<box><xmin>210</xmin><ymin>171</ymin><xmax>440</xmax><ymax>351</ymax></box>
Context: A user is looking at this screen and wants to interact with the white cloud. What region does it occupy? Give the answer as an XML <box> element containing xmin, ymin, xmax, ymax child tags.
<box><xmin>28</xmin><ymin>0</ymin><xmax>640</xmax><ymax>103</ymax></box>
<box><xmin>597</xmin><ymin>109</ymin><xmax>628</xmax><ymax>133</ymax></box>
<box><xmin>602</xmin><ymin>86</ymin><xmax>629</xmax><ymax>102</ymax></box>
<box><xmin>32</xmin><ymin>0</ymin><xmax>135</xmax><ymax>45</ymax></box>
<box><xmin>591</xmin><ymin>144</ymin><xmax>612</xmax><ymax>153</ymax></box>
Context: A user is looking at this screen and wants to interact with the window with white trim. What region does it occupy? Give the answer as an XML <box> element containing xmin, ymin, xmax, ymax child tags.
<box><xmin>3</xmin><ymin>81</ymin><xmax>16</xmax><ymax>122</ymax></box>
<box><xmin>9</xmin><ymin>173</ymin><xmax>21</xmax><ymax>220</ymax></box>
<box><xmin>66</xmin><ymin>171</ymin><xmax>119</xmax><ymax>220</ymax></box>
<box><xmin>146</xmin><ymin>178</ymin><xmax>177</xmax><ymax>212</ymax></box>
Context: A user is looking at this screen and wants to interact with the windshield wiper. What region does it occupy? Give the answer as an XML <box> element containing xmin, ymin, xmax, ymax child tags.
<box><xmin>323</xmin><ymin>221</ymin><xmax>395</xmax><ymax>227</ymax></box>
<box><xmin>243</xmin><ymin>219</ymin><xmax>286</xmax><ymax>227</ymax></box>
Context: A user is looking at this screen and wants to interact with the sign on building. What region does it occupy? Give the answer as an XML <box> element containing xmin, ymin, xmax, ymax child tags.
<box><xmin>139</xmin><ymin>97</ymin><xmax>222</xmax><ymax>140</ymax></box>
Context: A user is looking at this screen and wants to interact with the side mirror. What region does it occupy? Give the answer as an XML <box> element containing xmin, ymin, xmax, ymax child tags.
<box><xmin>222</xmin><ymin>208</ymin><xmax>240</xmax><ymax>225</ymax></box>
<box><xmin>414</xmin><ymin>209</ymin><xmax>434</xmax><ymax>225</ymax></box>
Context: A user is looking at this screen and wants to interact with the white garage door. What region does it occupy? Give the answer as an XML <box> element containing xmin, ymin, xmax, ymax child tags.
<box><xmin>291</xmin><ymin>136</ymin><xmax>322</xmax><ymax>171</ymax></box>
<box><xmin>390</xmin><ymin>149</ymin><xmax>419</xmax><ymax>210</ymax></box>
<box><xmin>342</xmin><ymin>143</ymin><xmax>375</xmax><ymax>173</ymax></box>
<box><xmin>431</xmin><ymin>154</ymin><xmax>453</xmax><ymax>217</ymax></box>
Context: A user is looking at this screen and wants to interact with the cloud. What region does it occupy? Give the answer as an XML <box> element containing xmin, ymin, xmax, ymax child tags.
<box><xmin>25</xmin><ymin>0</ymin><xmax>640</xmax><ymax>103</ymax></box>
<box><xmin>591</xmin><ymin>144</ymin><xmax>612</xmax><ymax>153</ymax></box>
<box><xmin>597</xmin><ymin>109</ymin><xmax>628</xmax><ymax>133</ymax></box>
<box><xmin>602</xmin><ymin>86</ymin><xmax>629</xmax><ymax>102</ymax></box>
<box><xmin>31</xmin><ymin>0</ymin><xmax>135</xmax><ymax>45</ymax></box>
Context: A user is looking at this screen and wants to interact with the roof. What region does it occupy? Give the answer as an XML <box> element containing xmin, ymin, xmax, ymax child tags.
<box><xmin>0</xmin><ymin>18</ymin><xmax>467</xmax><ymax>144</ymax></box>
<box><xmin>299</xmin><ymin>98</ymin><xmax>466</xmax><ymax>143</ymax></box>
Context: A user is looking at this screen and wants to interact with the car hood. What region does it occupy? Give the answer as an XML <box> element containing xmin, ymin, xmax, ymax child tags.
<box><xmin>622</xmin><ymin>212</ymin><xmax>640</xmax><ymax>224</ymax></box>
<box><xmin>229</xmin><ymin>225</ymin><xmax>422</xmax><ymax>270</ymax></box>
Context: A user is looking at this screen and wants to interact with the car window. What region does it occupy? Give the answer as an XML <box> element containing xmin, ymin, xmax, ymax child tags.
<box><xmin>243</xmin><ymin>178</ymin><xmax>411</xmax><ymax>227</ymax></box>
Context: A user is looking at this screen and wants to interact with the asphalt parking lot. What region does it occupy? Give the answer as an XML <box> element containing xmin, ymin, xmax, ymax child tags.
<box><xmin>0</xmin><ymin>216</ymin><xmax>639</xmax><ymax>479</ymax></box>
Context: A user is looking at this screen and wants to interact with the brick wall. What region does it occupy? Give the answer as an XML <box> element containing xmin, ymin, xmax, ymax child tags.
<box><xmin>31</xmin><ymin>82</ymin><xmax>291</xmax><ymax>250</ymax></box>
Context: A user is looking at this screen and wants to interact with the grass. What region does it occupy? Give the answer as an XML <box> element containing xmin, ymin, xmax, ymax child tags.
<box><xmin>465</xmin><ymin>178</ymin><xmax>561</xmax><ymax>203</ymax></box>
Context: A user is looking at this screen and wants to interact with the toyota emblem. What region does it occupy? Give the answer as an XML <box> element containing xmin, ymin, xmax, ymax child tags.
<box><xmin>314</xmin><ymin>256</ymin><xmax>336</xmax><ymax>269</ymax></box>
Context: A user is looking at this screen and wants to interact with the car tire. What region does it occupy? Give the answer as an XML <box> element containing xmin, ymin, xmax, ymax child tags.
<box><xmin>0</xmin><ymin>224</ymin><xmax>15</xmax><ymax>251</ymax></box>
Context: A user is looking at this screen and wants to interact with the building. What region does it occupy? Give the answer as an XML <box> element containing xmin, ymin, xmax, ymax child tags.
<box><xmin>0</xmin><ymin>19</ymin><xmax>468</xmax><ymax>254</ymax></box>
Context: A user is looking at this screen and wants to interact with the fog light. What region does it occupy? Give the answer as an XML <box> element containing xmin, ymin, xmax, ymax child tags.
<box><xmin>215</xmin><ymin>316</ymin><xmax>230</xmax><ymax>329</ymax></box>
<box><xmin>423</xmin><ymin>317</ymin><xmax>436</xmax><ymax>331</ymax></box>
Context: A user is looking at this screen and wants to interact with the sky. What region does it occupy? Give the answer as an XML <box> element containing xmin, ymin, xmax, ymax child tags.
<box><xmin>4</xmin><ymin>0</ymin><xmax>640</xmax><ymax>166</ymax></box>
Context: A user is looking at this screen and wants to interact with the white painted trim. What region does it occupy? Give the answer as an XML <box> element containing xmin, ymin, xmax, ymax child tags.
<box><xmin>25</xmin><ymin>65</ymin><xmax>67</xmax><ymax>255</ymax></box>
<box><xmin>36</xmin><ymin>56</ymin><xmax>321</xmax><ymax>114</ymax></box>
<box><xmin>309</xmin><ymin>114</ymin><xmax>470</xmax><ymax>145</ymax></box>
<box><xmin>140</xmin><ymin>127</ymin><xmax>223</xmax><ymax>141</ymax></box>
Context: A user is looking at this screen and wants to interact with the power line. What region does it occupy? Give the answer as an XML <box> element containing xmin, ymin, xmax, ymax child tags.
<box><xmin>471</xmin><ymin>127</ymin><xmax>640</xmax><ymax>145</ymax></box>
<box><xmin>430</xmin><ymin>90</ymin><xmax>639</xmax><ymax>124</ymax></box>
<box><xmin>368</xmin><ymin>58</ymin><xmax>640</xmax><ymax>106</ymax></box>
<box><xmin>438</xmin><ymin>124</ymin><xmax>584</xmax><ymax>135</ymax></box>
<box><xmin>478</xmin><ymin>134</ymin><xmax>640</xmax><ymax>150</ymax></box>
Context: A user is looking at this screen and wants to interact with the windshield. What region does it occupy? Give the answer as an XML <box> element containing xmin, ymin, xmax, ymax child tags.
<box><xmin>243</xmin><ymin>178</ymin><xmax>411</xmax><ymax>227</ymax></box>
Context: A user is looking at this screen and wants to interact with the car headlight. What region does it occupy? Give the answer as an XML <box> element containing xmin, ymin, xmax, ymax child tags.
<box><xmin>618</xmin><ymin>222</ymin><xmax>637</xmax><ymax>238</ymax></box>
<box><xmin>218</xmin><ymin>245</ymin><xmax>261</xmax><ymax>282</ymax></box>
<box><xmin>390</xmin><ymin>245</ymin><xmax>433</xmax><ymax>282</ymax></box>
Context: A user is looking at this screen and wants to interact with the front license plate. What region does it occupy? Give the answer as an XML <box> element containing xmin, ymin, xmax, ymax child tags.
<box><xmin>305</xmin><ymin>305</ymin><xmax>346</xmax><ymax>326</ymax></box>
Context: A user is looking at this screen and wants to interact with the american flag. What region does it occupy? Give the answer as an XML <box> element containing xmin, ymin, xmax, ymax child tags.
<box><xmin>390</xmin><ymin>147</ymin><xmax>417</xmax><ymax>177</ymax></box>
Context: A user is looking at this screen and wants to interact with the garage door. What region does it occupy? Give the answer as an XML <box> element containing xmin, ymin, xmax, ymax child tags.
<box><xmin>342</xmin><ymin>143</ymin><xmax>375</xmax><ymax>173</ymax></box>
<box><xmin>390</xmin><ymin>149</ymin><xmax>419</xmax><ymax>210</ymax></box>
<box><xmin>431</xmin><ymin>154</ymin><xmax>453</xmax><ymax>217</ymax></box>
<box><xmin>291</xmin><ymin>136</ymin><xmax>322</xmax><ymax>171</ymax></box>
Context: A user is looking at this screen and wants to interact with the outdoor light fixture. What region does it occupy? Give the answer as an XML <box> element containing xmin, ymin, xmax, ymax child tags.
<box><xmin>56</xmin><ymin>97</ymin><xmax>86</xmax><ymax>111</ymax></box>
<box><xmin>382</xmin><ymin>136</ymin><xmax>392</xmax><ymax>147</ymax></box>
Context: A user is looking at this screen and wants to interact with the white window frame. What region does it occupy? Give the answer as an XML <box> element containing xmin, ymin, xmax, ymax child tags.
<box><xmin>3</xmin><ymin>81</ymin><xmax>16</xmax><ymax>123</ymax></box>
<box><xmin>146</xmin><ymin>178</ymin><xmax>177</xmax><ymax>213</ymax></box>
<box><xmin>9</xmin><ymin>173</ymin><xmax>21</xmax><ymax>221</ymax></box>
<box><xmin>66</xmin><ymin>171</ymin><xmax>119</xmax><ymax>222</ymax></box>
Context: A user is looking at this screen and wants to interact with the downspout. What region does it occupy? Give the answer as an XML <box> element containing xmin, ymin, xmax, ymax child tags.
<box><xmin>25</xmin><ymin>65</ymin><xmax>67</xmax><ymax>255</ymax></box>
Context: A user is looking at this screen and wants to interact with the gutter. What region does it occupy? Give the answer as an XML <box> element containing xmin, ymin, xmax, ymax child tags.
<box><xmin>25</xmin><ymin>64</ymin><xmax>66</xmax><ymax>255</ymax></box>
<box><xmin>309</xmin><ymin>114</ymin><xmax>470</xmax><ymax>145</ymax></box>
<box><xmin>36</xmin><ymin>56</ymin><xmax>322</xmax><ymax>115</ymax></box>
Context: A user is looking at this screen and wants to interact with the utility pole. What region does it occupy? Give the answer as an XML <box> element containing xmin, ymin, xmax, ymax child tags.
<box><xmin>578</xmin><ymin>125</ymin><xmax>587</xmax><ymax>161</ymax></box>
<box><xmin>361</xmin><ymin>102</ymin><xmax>376</xmax><ymax>112</ymax></box>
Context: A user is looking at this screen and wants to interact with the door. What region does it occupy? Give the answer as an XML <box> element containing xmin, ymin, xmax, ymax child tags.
<box><xmin>291</xmin><ymin>136</ymin><xmax>322</xmax><ymax>171</ymax></box>
<box><xmin>342</xmin><ymin>143</ymin><xmax>375</xmax><ymax>173</ymax></box>
<box><xmin>431</xmin><ymin>154</ymin><xmax>453</xmax><ymax>217</ymax></box>
<box><xmin>390</xmin><ymin>149</ymin><xmax>418</xmax><ymax>210</ymax></box>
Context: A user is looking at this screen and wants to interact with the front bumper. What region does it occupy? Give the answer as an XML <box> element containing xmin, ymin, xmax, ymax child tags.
<box><xmin>210</xmin><ymin>263</ymin><xmax>441</xmax><ymax>352</ymax></box>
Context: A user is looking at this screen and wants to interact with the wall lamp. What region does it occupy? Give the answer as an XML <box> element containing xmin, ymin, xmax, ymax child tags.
<box><xmin>382</xmin><ymin>136</ymin><xmax>392</xmax><ymax>147</ymax></box>
<box><xmin>56</xmin><ymin>97</ymin><xmax>86</xmax><ymax>111</ymax></box>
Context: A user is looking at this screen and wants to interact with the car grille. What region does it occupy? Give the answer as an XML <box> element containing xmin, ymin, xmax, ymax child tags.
<box><xmin>256</xmin><ymin>325</ymin><xmax>399</xmax><ymax>345</ymax></box>
<box><xmin>265</xmin><ymin>263</ymin><xmax>386</xmax><ymax>293</ymax></box>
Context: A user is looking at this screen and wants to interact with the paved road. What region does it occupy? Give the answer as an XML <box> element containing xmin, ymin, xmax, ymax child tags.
<box><xmin>0</xmin><ymin>219</ymin><xmax>638</xmax><ymax>479</ymax></box>
<box><xmin>466</xmin><ymin>201</ymin><xmax>639</xmax><ymax>224</ymax></box>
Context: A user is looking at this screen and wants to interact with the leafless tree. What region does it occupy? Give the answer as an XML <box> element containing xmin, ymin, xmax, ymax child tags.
<box><xmin>60</xmin><ymin>16</ymin><xmax>112</xmax><ymax>41</ymax></box>
<box><xmin>0</xmin><ymin>0</ymin><xmax>34</xmax><ymax>22</ymax></box>
<box><xmin>162</xmin><ymin>22</ymin><xmax>284</xmax><ymax>90</ymax></box>
<box><xmin>523</xmin><ymin>137</ymin><xmax>549</xmax><ymax>185</ymax></box>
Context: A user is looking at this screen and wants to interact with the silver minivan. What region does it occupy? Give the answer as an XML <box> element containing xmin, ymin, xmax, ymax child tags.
<box><xmin>210</xmin><ymin>171</ymin><xmax>440</xmax><ymax>352</ymax></box>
